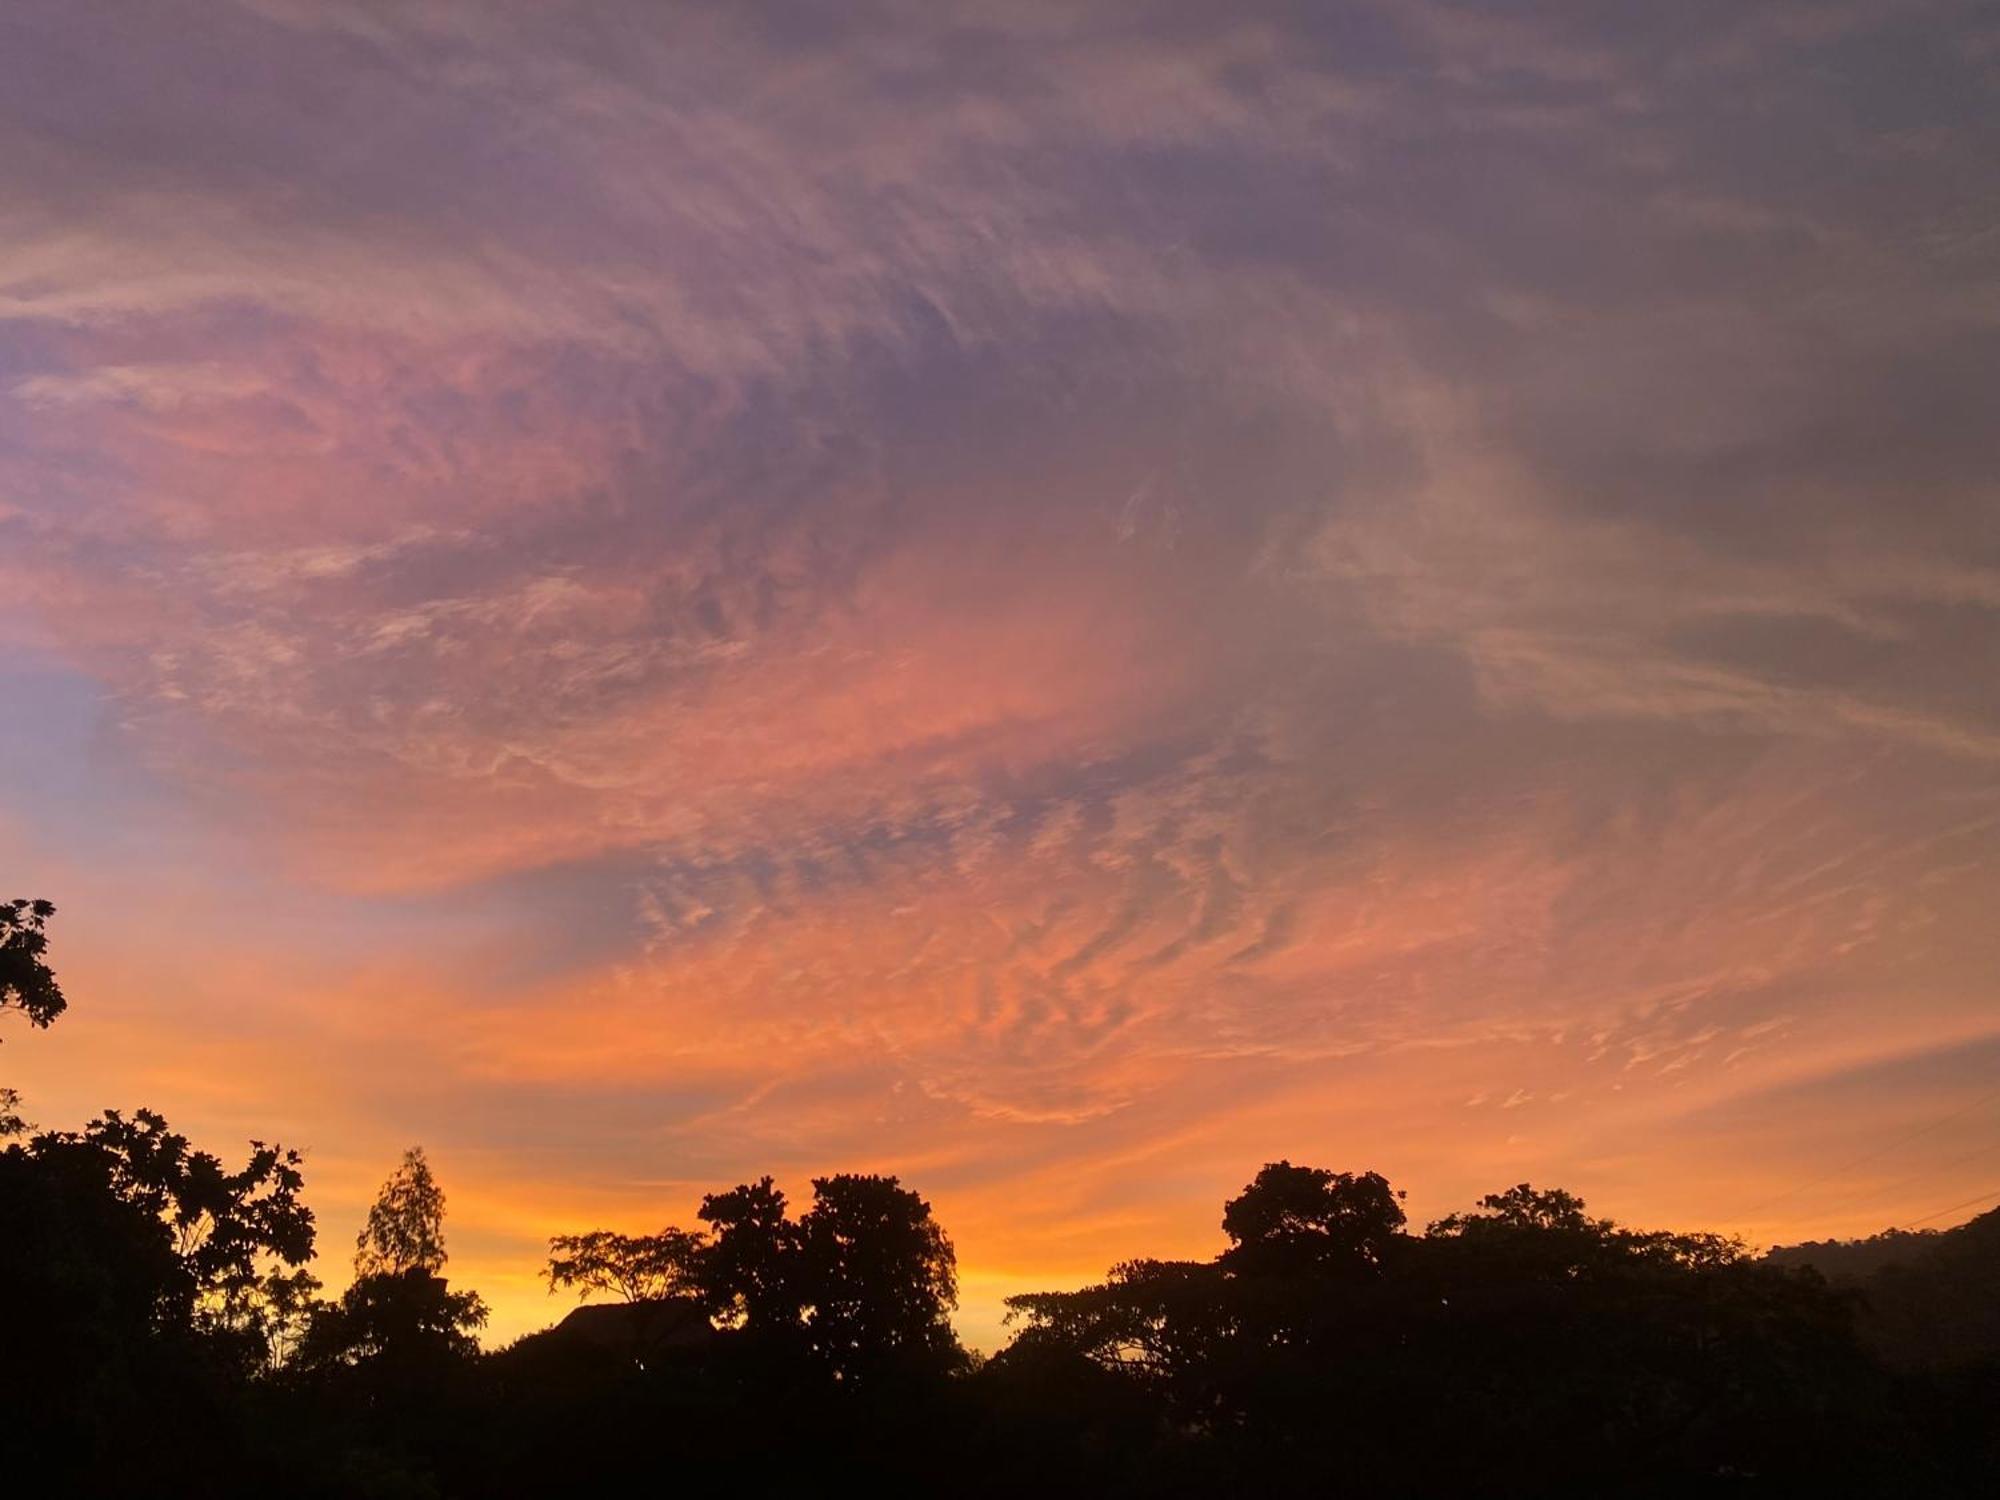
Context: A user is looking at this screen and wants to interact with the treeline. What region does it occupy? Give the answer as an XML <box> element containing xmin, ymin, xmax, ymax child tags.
<box><xmin>5</xmin><ymin>901</ymin><xmax>1998</xmax><ymax>1496</ymax></box>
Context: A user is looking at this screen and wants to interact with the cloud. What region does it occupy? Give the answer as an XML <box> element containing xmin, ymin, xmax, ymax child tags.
<box><xmin>3</xmin><ymin>0</ymin><xmax>1998</xmax><ymax>1346</ymax></box>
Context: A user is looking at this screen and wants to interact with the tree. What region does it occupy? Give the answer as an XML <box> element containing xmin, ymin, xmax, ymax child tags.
<box><xmin>5</xmin><ymin>1107</ymin><xmax>317</xmax><ymax>1366</ymax></box>
<box><xmin>80</xmin><ymin>1108</ymin><xmax>316</xmax><ymax>1302</ymax></box>
<box><xmin>798</xmin><ymin>1173</ymin><xmax>961</xmax><ymax>1378</ymax></box>
<box><xmin>238</xmin><ymin>1265</ymin><xmax>324</xmax><ymax>1373</ymax></box>
<box><xmin>1219</xmin><ymin>1162</ymin><xmax>1407</xmax><ymax>1278</ymax></box>
<box><xmin>1424</xmin><ymin>1181</ymin><xmax>1702</xmax><ymax>1283</ymax></box>
<box><xmin>1006</xmin><ymin>1257</ymin><xmax>1234</xmax><ymax>1384</ymax></box>
<box><xmin>1430</xmin><ymin>1181</ymin><xmax>1605</xmax><ymax>1236</ymax></box>
<box><xmin>697</xmin><ymin>1175</ymin><xmax>801</xmax><ymax>1331</ymax></box>
<box><xmin>0</xmin><ymin>1106</ymin><xmax>322</xmax><ymax>1489</ymax></box>
<box><xmin>303</xmin><ymin>1147</ymin><xmax>486</xmax><ymax>1384</ymax></box>
<box><xmin>300</xmin><ymin>1266</ymin><xmax>488</xmax><ymax>1372</ymax></box>
<box><xmin>0</xmin><ymin>1130</ymin><xmax>189</xmax><ymax>1489</ymax></box>
<box><xmin>2</xmin><ymin>899</ymin><xmax>64</xmax><ymax>1139</ymax></box>
<box><xmin>0</xmin><ymin>897</ymin><xmax>65</xmax><ymax>1036</ymax></box>
<box><xmin>355</xmin><ymin>1145</ymin><xmax>447</xmax><ymax>1277</ymax></box>
<box><xmin>545</xmin><ymin>1226</ymin><xmax>708</xmax><ymax>1304</ymax></box>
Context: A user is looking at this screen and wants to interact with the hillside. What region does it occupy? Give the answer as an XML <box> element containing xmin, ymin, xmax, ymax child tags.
<box><xmin>1768</xmin><ymin>1206</ymin><xmax>2000</xmax><ymax>1369</ymax></box>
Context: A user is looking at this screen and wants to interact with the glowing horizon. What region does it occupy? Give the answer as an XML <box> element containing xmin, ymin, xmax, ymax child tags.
<box><xmin>4</xmin><ymin>1</ymin><xmax>1998</xmax><ymax>1350</ymax></box>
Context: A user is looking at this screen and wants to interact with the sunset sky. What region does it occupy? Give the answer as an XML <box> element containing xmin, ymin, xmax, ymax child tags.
<box><xmin>4</xmin><ymin>0</ymin><xmax>1998</xmax><ymax>1349</ymax></box>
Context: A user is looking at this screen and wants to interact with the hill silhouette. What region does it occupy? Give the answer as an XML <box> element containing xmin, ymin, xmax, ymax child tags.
<box><xmin>1769</xmin><ymin>1205</ymin><xmax>2000</xmax><ymax>1370</ymax></box>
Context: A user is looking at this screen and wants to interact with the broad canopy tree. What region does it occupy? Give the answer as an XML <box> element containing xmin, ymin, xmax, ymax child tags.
<box><xmin>1219</xmin><ymin>1161</ymin><xmax>1407</xmax><ymax>1279</ymax></box>
<box><xmin>697</xmin><ymin>1174</ymin><xmax>803</xmax><ymax>1333</ymax></box>
<box><xmin>1</xmin><ymin>1107</ymin><xmax>316</xmax><ymax>1350</ymax></box>
<box><xmin>797</xmin><ymin>1173</ymin><xmax>960</xmax><ymax>1376</ymax></box>
<box><xmin>546</xmin><ymin>1226</ymin><xmax>709</xmax><ymax>1304</ymax></box>
<box><xmin>547</xmin><ymin>1171</ymin><xmax>962</xmax><ymax>1379</ymax></box>
<box><xmin>0</xmin><ymin>1099</ymin><xmax>321</xmax><ymax>1489</ymax></box>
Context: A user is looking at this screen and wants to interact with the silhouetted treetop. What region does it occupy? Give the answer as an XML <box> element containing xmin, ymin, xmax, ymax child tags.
<box><xmin>0</xmin><ymin>898</ymin><xmax>65</xmax><ymax>1034</ymax></box>
<box><xmin>698</xmin><ymin>1174</ymin><xmax>801</xmax><ymax>1331</ymax></box>
<box><xmin>1</xmin><ymin>1099</ymin><xmax>319</xmax><ymax>1438</ymax></box>
<box><xmin>1220</xmin><ymin>1162</ymin><xmax>1406</xmax><ymax>1277</ymax></box>
<box><xmin>799</xmin><ymin>1173</ymin><xmax>959</xmax><ymax>1375</ymax></box>
<box><xmin>355</xmin><ymin>1145</ymin><xmax>447</xmax><ymax>1277</ymax></box>
<box><xmin>299</xmin><ymin>1265</ymin><xmax>489</xmax><ymax>1374</ymax></box>
<box><xmin>546</xmin><ymin>1226</ymin><xmax>708</xmax><ymax>1304</ymax></box>
<box><xmin>78</xmin><ymin>1108</ymin><xmax>316</xmax><ymax>1283</ymax></box>
<box><xmin>584</xmin><ymin>1171</ymin><xmax>972</xmax><ymax>1378</ymax></box>
<box><xmin>1429</xmin><ymin>1181</ymin><xmax>1607</xmax><ymax>1237</ymax></box>
<box><xmin>304</xmin><ymin>1149</ymin><xmax>487</xmax><ymax>1389</ymax></box>
<box><xmin>1427</xmin><ymin>1181</ymin><xmax>1750</xmax><ymax>1278</ymax></box>
<box><xmin>1005</xmin><ymin>1257</ymin><xmax>1231</xmax><ymax>1379</ymax></box>
<box><xmin>15</xmin><ymin>1107</ymin><xmax>315</xmax><ymax>1329</ymax></box>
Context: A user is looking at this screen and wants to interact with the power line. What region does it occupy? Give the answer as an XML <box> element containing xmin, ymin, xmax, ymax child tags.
<box><xmin>1898</xmin><ymin>1185</ymin><xmax>2000</xmax><ymax>1231</ymax></box>
<box><xmin>1732</xmin><ymin>1081</ymin><xmax>2000</xmax><ymax>1225</ymax></box>
<box><xmin>1809</xmin><ymin>1138</ymin><xmax>2000</xmax><ymax>1221</ymax></box>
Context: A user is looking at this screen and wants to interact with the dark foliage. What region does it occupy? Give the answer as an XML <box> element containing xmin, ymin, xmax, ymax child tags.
<box><xmin>0</xmin><ymin>896</ymin><xmax>66</xmax><ymax>1033</ymax></box>
<box><xmin>11</xmin><ymin>1137</ymin><xmax>1998</xmax><ymax>1497</ymax></box>
<box><xmin>354</xmin><ymin>1146</ymin><xmax>449</xmax><ymax>1278</ymax></box>
<box><xmin>2</xmin><ymin>899</ymin><xmax>65</xmax><ymax>1137</ymax></box>
<box><xmin>545</xmin><ymin>1226</ymin><xmax>707</xmax><ymax>1304</ymax></box>
<box><xmin>1770</xmin><ymin>1205</ymin><xmax>2000</xmax><ymax>1370</ymax></box>
<box><xmin>797</xmin><ymin>1173</ymin><xmax>961</xmax><ymax>1380</ymax></box>
<box><xmin>0</xmin><ymin>1109</ymin><xmax>317</xmax><ymax>1494</ymax></box>
<box><xmin>696</xmin><ymin>1173</ymin><xmax>803</xmax><ymax>1333</ymax></box>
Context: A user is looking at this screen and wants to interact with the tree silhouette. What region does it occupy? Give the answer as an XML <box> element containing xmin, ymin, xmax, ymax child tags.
<box><xmin>300</xmin><ymin>1265</ymin><xmax>489</xmax><ymax>1370</ymax></box>
<box><xmin>684</xmin><ymin>1172</ymin><xmax>964</xmax><ymax>1378</ymax></box>
<box><xmin>1219</xmin><ymin>1161</ymin><xmax>1406</xmax><ymax>1278</ymax></box>
<box><xmin>70</xmin><ymin>1107</ymin><xmax>317</xmax><ymax>1366</ymax></box>
<box><xmin>1</xmin><ymin>899</ymin><xmax>63</xmax><ymax>1140</ymax></box>
<box><xmin>241</xmin><ymin>1264</ymin><xmax>324</xmax><ymax>1372</ymax></box>
<box><xmin>1005</xmin><ymin>1256</ymin><xmax>1232</xmax><ymax>1385</ymax></box>
<box><xmin>1430</xmin><ymin>1180</ymin><xmax>1605</xmax><ymax>1235</ymax></box>
<box><xmin>355</xmin><ymin>1144</ymin><xmax>447</xmax><ymax>1277</ymax></box>
<box><xmin>1771</xmin><ymin>1205</ymin><xmax>2000</xmax><ymax>1371</ymax></box>
<box><xmin>0</xmin><ymin>1125</ymin><xmax>189</xmax><ymax>1489</ymax></box>
<box><xmin>0</xmin><ymin>897</ymin><xmax>65</xmax><ymax>1035</ymax></box>
<box><xmin>697</xmin><ymin>1175</ymin><xmax>802</xmax><ymax>1332</ymax></box>
<box><xmin>798</xmin><ymin>1173</ymin><xmax>961</xmax><ymax>1378</ymax></box>
<box><xmin>0</xmin><ymin>1104</ymin><xmax>322</xmax><ymax>1490</ymax></box>
<box><xmin>81</xmin><ymin>1110</ymin><xmax>315</xmax><ymax>1280</ymax></box>
<box><xmin>302</xmin><ymin>1147</ymin><xmax>486</xmax><ymax>1387</ymax></box>
<box><xmin>546</xmin><ymin>1226</ymin><xmax>708</xmax><ymax>1303</ymax></box>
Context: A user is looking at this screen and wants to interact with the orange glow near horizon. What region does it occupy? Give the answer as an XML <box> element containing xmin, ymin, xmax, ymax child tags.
<box><xmin>5</xmin><ymin>1</ymin><xmax>2000</xmax><ymax>1352</ymax></box>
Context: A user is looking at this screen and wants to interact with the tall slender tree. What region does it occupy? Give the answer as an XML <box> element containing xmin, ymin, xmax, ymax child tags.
<box><xmin>355</xmin><ymin>1145</ymin><xmax>447</xmax><ymax>1277</ymax></box>
<box><xmin>303</xmin><ymin>1146</ymin><xmax>485</xmax><ymax>1379</ymax></box>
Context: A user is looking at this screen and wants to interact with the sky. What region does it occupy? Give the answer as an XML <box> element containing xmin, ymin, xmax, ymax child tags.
<box><xmin>3</xmin><ymin>0</ymin><xmax>1998</xmax><ymax>1350</ymax></box>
